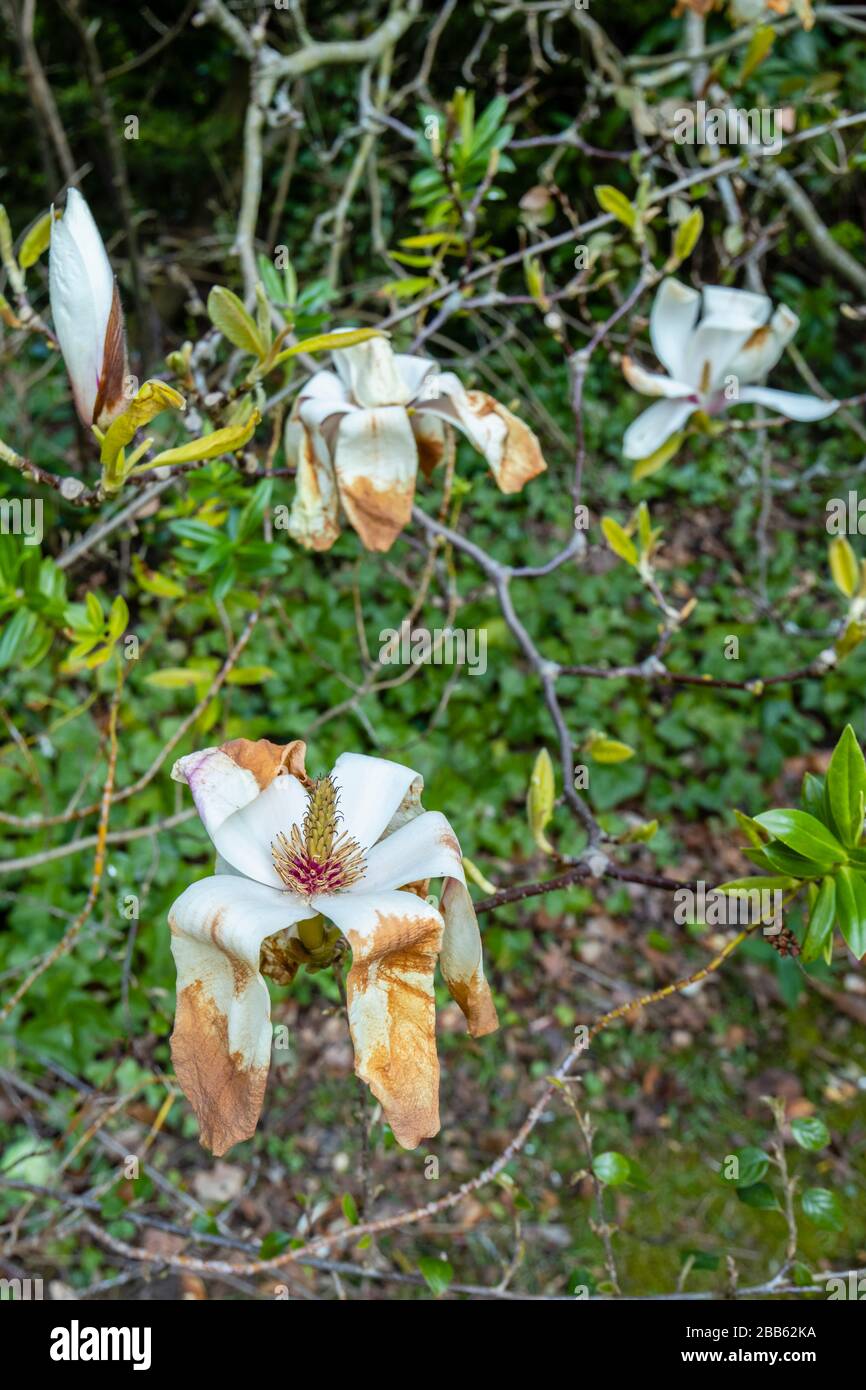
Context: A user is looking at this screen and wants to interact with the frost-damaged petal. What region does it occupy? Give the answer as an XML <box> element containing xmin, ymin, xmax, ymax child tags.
<box><xmin>332</xmin><ymin>406</ymin><xmax>419</xmax><ymax>551</ymax></box>
<box><xmin>331</xmin><ymin>335</ymin><xmax>413</xmax><ymax>409</ymax></box>
<box><xmin>172</xmin><ymin>738</ymin><xmax>308</xmax><ymax>841</ymax></box>
<box><xmin>649</xmin><ymin>277</ymin><xmax>701</xmax><ymax>382</ymax></box>
<box><xmin>285</xmin><ymin>409</ymin><xmax>341</xmax><ymax>552</ymax></box>
<box><xmin>621</xmin><ymin>356</ymin><xmax>695</xmax><ymax>400</ymax></box>
<box><xmin>168</xmin><ymin>875</ymin><xmax>309</xmax><ymax>1155</ymax></box>
<box><xmin>417</xmin><ymin>376</ymin><xmax>546</xmax><ymax>494</ymax></box>
<box><xmin>622</xmin><ymin>398</ymin><xmax>696</xmax><ymax>459</ymax></box>
<box><xmin>736</xmin><ymin>385</ymin><xmax>839</xmax><ymax>421</ymax></box>
<box><xmin>356</xmin><ymin>810</ymin><xmax>464</xmax><ymax>894</ymax></box>
<box><xmin>316</xmin><ymin>889</ymin><xmax>444</xmax><ymax>1148</ymax></box>
<box><xmin>410</xmin><ymin>409</ymin><xmax>454</xmax><ymax>480</ymax></box>
<box><xmin>727</xmin><ymin>305</ymin><xmax>799</xmax><ymax>384</ymax></box>
<box><xmin>330</xmin><ymin>751</ymin><xmax>418</xmax><ymax>850</ymax></box>
<box><xmin>440</xmin><ymin>878</ymin><xmax>499</xmax><ymax>1037</ymax></box>
<box><xmin>92</xmin><ymin>280</ymin><xmax>129</xmax><ymax>430</ymax></box>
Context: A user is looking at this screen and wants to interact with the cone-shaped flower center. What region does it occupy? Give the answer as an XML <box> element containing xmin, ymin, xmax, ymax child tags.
<box><xmin>271</xmin><ymin>775</ymin><xmax>366</xmax><ymax>899</ymax></box>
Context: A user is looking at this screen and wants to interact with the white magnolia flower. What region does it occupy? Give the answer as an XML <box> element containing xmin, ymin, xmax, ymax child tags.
<box><xmin>621</xmin><ymin>278</ymin><xmax>838</xmax><ymax>460</ymax></box>
<box><xmin>168</xmin><ymin>737</ymin><xmax>498</xmax><ymax>1155</ymax></box>
<box><xmin>285</xmin><ymin>334</ymin><xmax>546</xmax><ymax>552</ymax></box>
<box><xmin>48</xmin><ymin>187</ymin><xmax>128</xmax><ymax>430</ymax></box>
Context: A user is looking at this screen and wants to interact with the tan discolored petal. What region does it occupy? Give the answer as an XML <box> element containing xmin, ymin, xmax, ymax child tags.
<box><xmin>168</xmin><ymin>875</ymin><xmax>310</xmax><ymax>1155</ymax></box>
<box><xmin>332</xmin><ymin>406</ymin><xmax>419</xmax><ymax>551</ymax></box>
<box><xmin>285</xmin><ymin>408</ymin><xmax>341</xmax><ymax>551</ymax></box>
<box><xmin>417</xmin><ymin>377</ymin><xmax>546</xmax><ymax>494</ymax></box>
<box><xmin>410</xmin><ymin>409</ymin><xmax>454</xmax><ymax>480</ymax></box>
<box><xmin>92</xmin><ymin>280</ymin><xmax>129</xmax><ymax>429</ymax></box>
<box><xmin>440</xmin><ymin>877</ymin><xmax>499</xmax><ymax>1037</ymax></box>
<box><xmin>317</xmin><ymin>890</ymin><xmax>444</xmax><ymax>1148</ymax></box>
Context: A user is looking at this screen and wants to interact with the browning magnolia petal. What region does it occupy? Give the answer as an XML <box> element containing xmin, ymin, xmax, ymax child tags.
<box><xmin>167</xmin><ymin>744</ymin><xmax>499</xmax><ymax>1152</ymax></box>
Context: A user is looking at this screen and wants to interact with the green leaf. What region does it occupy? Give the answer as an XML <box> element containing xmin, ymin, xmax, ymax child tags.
<box><xmin>800</xmin><ymin>772</ymin><xmax>827</xmax><ymax>824</ymax></box>
<box><xmin>592</xmin><ymin>1151</ymin><xmax>631</xmax><ymax>1186</ymax></box>
<box><xmin>754</xmin><ymin>810</ymin><xmax>846</xmax><ymax>867</ymax></box>
<box><xmin>527</xmin><ymin>748</ymin><xmax>555</xmax><ymax>854</ymax></box>
<box><xmin>224</xmin><ymin>665</ymin><xmax>276</xmax><ymax>685</ymax></box>
<box><xmin>724</xmin><ymin>1146</ymin><xmax>770</xmax><ymax>1187</ymax></box>
<box><xmin>587</xmin><ymin>734</ymin><xmax>635</xmax><ymax>764</ymax></box>
<box><xmin>801</xmin><ymin>1187</ymin><xmax>843</xmax><ymax>1232</ymax></box>
<box><xmin>417</xmin><ymin>1256</ymin><xmax>453</xmax><ymax>1296</ymax></box>
<box><xmin>601</xmin><ymin>516</ymin><xmax>638</xmax><ymax>566</ymax></box>
<box><xmin>595</xmin><ymin>184</ymin><xmax>636</xmax><ymax>230</ymax></box>
<box><xmin>833</xmin><ymin>866</ymin><xmax>866</xmax><ymax>957</ymax></box>
<box><xmin>207</xmin><ymin>285</ymin><xmax>267</xmax><ymax>358</ymax></box>
<box><xmin>341</xmin><ymin>1193</ymin><xmax>359</xmax><ymax>1225</ymax></box>
<box><xmin>829</xmin><ymin>536</ymin><xmax>858</xmax><ymax>597</ymax></box>
<box><xmin>144</xmin><ymin>668</ymin><xmax>210</xmax><ymax>690</ymax></box>
<box><xmin>734</xmin><ymin>808</ymin><xmax>769</xmax><ymax>848</ymax></box>
<box><xmin>801</xmin><ymin>876</ymin><xmax>836</xmax><ymax>964</ymax></box>
<box><xmin>825</xmin><ymin>724</ymin><xmax>866</xmax><ymax>848</ymax></box>
<box><xmin>790</xmin><ymin>1116</ymin><xmax>830</xmax><ymax>1152</ymax></box>
<box><xmin>258</xmin><ymin>1231</ymin><xmax>292</xmax><ymax>1259</ymax></box>
<box><xmin>18</xmin><ymin>210</ymin><xmax>53</xmax><ymax>269</ymax></box>
<box><xmin>673</xmin><ymin>208</ymin><xmax>703</xmax><ymax>263</ymax></box>
<box><xmin>715</xmin><ymin>875</ymin><xmax>795</xmax><ymax>893</ymax></box>
<box><xmin>739</xmin><ymin>24</ymin><xmax>776</xmax><ymax>83</ymax></box>
<box><xmin>737</xmin><ymin>1181</ymin><xmax>778</xmax><ymax>1211</ymax></box>
<box><xmin>752</xmin><ymin>842</ymin><xmax>831</xmax><ymax>881</ymax></box>
<box><xmin>107</xmin><ymin>595</ymin><xmax>129</xmax><ymax>641</ymax></box>
<box><xmin>630</xmin><ymin>430</ymin><xmax>686</xmax><ymax>481</ymax></box>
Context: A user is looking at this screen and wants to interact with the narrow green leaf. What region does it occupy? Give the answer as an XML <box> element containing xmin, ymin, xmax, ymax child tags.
<box><xmin>825</xmin><ymin>724</ymin><xmax>866</xmax><ymax>848</ymax></box>
<box><xmin>754</xmin><ymin>810</ymin><xmax>846</xmax><ymax>866</ymax></box>
<box><xmin>833</xmin><ymin>866</ymin><xmax>866</xmax><ymax>957</ymax></box>
<box><xmin>801</xmin><ymin>876</ymin><xmax>836</xmax><ymax>964</ymax></box>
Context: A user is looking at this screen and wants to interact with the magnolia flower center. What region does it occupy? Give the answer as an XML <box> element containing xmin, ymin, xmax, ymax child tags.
<box><xmin>271</xmin><ymin>775</ymin><xmax>365</xmax><ymax>900</ymax></box>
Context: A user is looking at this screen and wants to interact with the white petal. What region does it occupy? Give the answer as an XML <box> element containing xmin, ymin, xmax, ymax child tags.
<box><xmin>727</xmin><ymin>304</ymin><xmax>799</xmax><ymax>384</ymax></box>
<box><xmin>168</xmin><ymin>874</ymin><xmax>308</xmax><ymax>1154</ymax></box>
<box><xmin>440</xmin><ymin>878</ymin><xmax>499</xmax><ymax>1036</ymax></box>
<box><xmin>212</xmin><ymin>773</ymin><xmax>309</xmax><ymax>888</ymax></box>
<box><xmin>49</xmin><ymin>188</ymin><xmax>115</xmax><ymax>426</ymax></box>
<box><xmin>330</xmin><ymin>751</ymin><xmax>418</xmax><ymax>851</ymax></box>
<box><xmin>314</xmin><ymin>888</ymin><xmax>443</xmax><ymax>1148</ymax></box>
<box><xmin>683</xmin><ymin>318</ymin><xmax>759</xmax><ymax>392</ymax></box>
<box><xmin>356</xmin><ymin>811</ymin><xmax>465</xmax><ymax>894</ymax></box>
<box><xmin>736</xmin><ymin>385</ymin><xmax>840</xmax><ymax>421</ymax></box>
<box><xmin>701</xmin><ymin>284</ymin><xmax>771</xmax><ymax>327</ymax></box>
<box><xmin>297</xmin><ymin>370</ymin><xmax>353</xmax><ymax>432</ymax></box>
<box><xmin>649</xmin><ymin>277</ymin><xmax>701</xmax><ymax>381</ymax></box>
<box><xmin>623</xmin><ymin>398</ymin><xmax>696</xmax><ymax>459</ymax></box>
<box><xmin>331</xmin><ymin>335</ymin><xmax>413</xmax><ymax>409</ymax></box>
<box><xmin>621</xmin><ymin>356</ymin><xmax>695</xmax><ymax>399</ymax></box>
<box><xmin>396</xmin><ymin>353</ymin><xmax>437</xmax><ymax>398</ymax></box>
<box><xmin>332</xmin><ymin>407</ymin><xmax>419</xmax><ymax>551</ymax></box>
<box><xmin>172</xmin><ymin>739</ymin><xmax>307</xmax><ymax>841</ymax></box>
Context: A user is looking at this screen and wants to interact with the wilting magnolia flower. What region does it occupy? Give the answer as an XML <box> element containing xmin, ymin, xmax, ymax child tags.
<box><xmin>49</xmin><ymin>188</ymin><xmax>128</xmax><ymax>430</ymax></box>
<box><xmin>621</xmin><ymin>278</ymin><xmax>838</xmax><ymax>460</ymax></box>
<box><xmin>285</xmin><ymin>334</ymin><xmax>546</xmax><ymax>552</ymax></box>
<box><xmin>168</xmin><ymin>737</ymin><xmax>498</xmax><ymax>1154</ymax></box>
